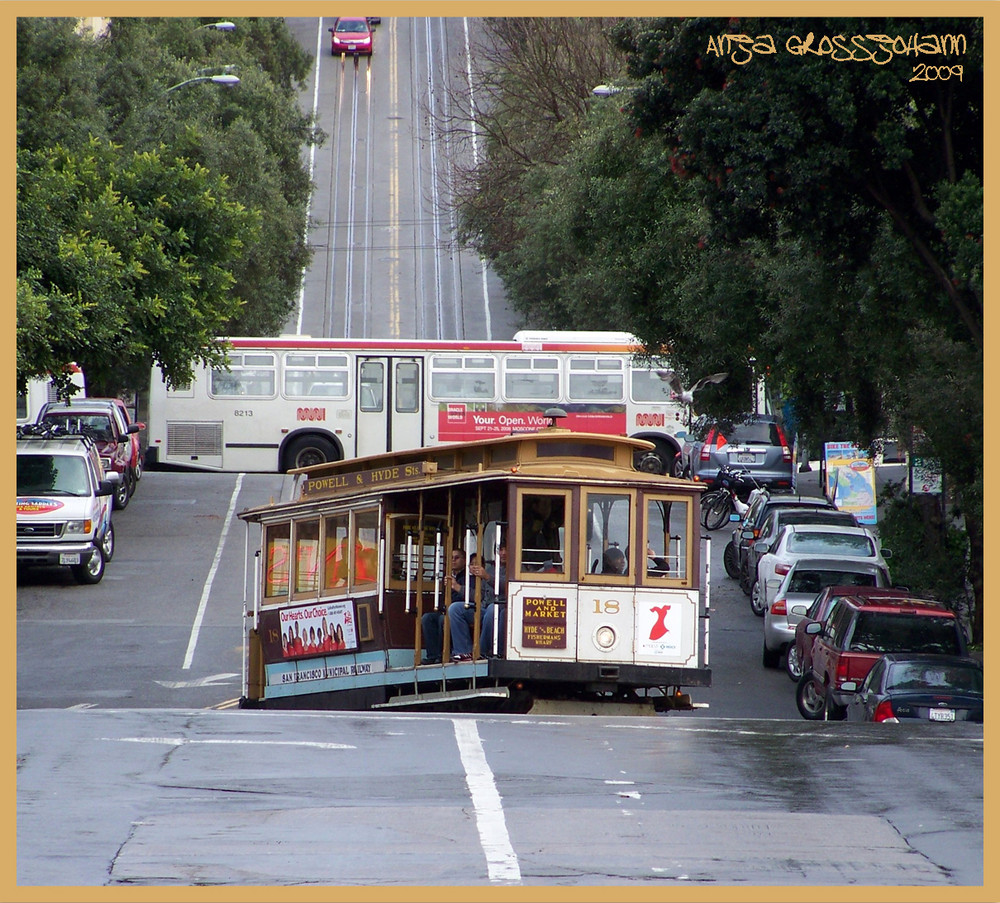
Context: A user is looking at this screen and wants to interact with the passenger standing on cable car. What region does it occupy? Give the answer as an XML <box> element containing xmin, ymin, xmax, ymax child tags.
<box><xmin>421</xmin><ymin>549</ymin><xmax>466</xmax><ymax>664</ymax></box>
<box><xmin>447</xmin><ymin>551</ymin><xmax>493</xmax><ymax>662</ymax></box>
<box><xmin>478</xmin><ymin>543</ymin><xmax>507</xmax><ymax>657</ymax></box>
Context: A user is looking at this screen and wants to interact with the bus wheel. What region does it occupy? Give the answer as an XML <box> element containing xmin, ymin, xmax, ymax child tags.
<box><xmin>285</xmin><ymin>435</ymin><xmax>338</xmax><ymax>471</ymax></box>
<box><xmin>635</xmin><ymin>442</ymin><xmax>675</xmax><ymax>476</ymax></box>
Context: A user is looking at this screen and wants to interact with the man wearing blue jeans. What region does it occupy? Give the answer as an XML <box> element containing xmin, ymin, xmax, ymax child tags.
<box><xmin>479</xmin><ymin>543</ymin><xmax>507</xmax><ymax>657</ymax></box>
<box><xmin>421</xmin><ymin>549</ymin><xmax>466</xmax><ymax>664</ymax></box>
<box><xmin>449</xmin><ymin>544</ymin><xmax>507</xmax><ymax>660</ymax></box>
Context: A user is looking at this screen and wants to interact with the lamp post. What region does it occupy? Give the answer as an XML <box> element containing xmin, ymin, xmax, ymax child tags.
<box><xmin>198</xmin><ymin>21</ymin><xmax>235</xmax><ymax>32</ymax></box>
<box><xmin>592</xmin><ymin>84</ymin><xmax>624</xmax><ymax>97</ymax></box>
<box><xmin>162</xmin><ymin>74</ymin><xmax>240</xmax><ymax>95</ymax></box>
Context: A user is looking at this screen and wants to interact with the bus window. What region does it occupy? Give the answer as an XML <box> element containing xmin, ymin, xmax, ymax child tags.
<box><xmin>583</xmin><ymin>491</ymin><xmax>633</xmax><ymax>576</ymax></box>
<box><xmin>323</xmin><ymin>513</ymin><xmax>351</xmax><ymax>590</ymax></box>
<box><xmin>359</xmin><ymin>362</ymin><xmax>384</xmax><ymax>412</ymax></box>
<box><xmin>568</xmin><ymin>357</ymin><xmax>624</xmax><ymax>401</ymax></box>
<box><xmin>503</xmin><ymin>357</ymin><xmax>560</xmax><ymax>401</ymax></box>
<box><xmin>210</xmin><ymin>352</ymin><xmax>276</xmax><ymax>397</ymax></box>
<box><xmin>283</xmin><ymin>353</ymin><xmax>350</xmax><ymax>398</ymax></box>
<box><xmin>264</xmin><ymin>522</ymin><xmax>291</xmax><ymax>600</ymax></box>
<box><xmin>353</xmin><ymin>509</ymin><xmax>379</xmax><ymax>588</ymax></box>
<box><xmin>518</xmin><ymin>491</ymin><xmax>567</xmax><ymax>574</ymax></box>
<box><xmin>630</xmin><ymin>365</ymin><xmax>675</xmax><ymax>403</ymax></box>
<box><xmin>429</xmin><ymin>355</ymin><xmax>496</xmax><ymax>400</ymax></box>
<box><xmin>644</xmin><ymin>496</ymin><xmax>691</xmax><ymax>583</ymax></box>
<box><xmin>293</xmin><ymin>519</ymin><xmax>320</xmax><ymax>595</ymax></box>
<box><xmin>395</xmin><ymin>362</ymin><xmax>420</xmax><ymax>414</ymax></box>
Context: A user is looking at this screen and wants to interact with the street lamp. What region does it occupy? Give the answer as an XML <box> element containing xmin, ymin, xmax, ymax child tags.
<box><xmin>162</xmin><ymin>74</ymin><xmax>240</xmax><ymax>95</ymax></box>
<box><xmin>592</xmin><ymin>84</ymin><xmax>624</xmax><ymax>97</ymax></box>
<box><xmin>198</xmin><ymin>21</ymin><xmax>235</xmax><ymax>32</ymax></box>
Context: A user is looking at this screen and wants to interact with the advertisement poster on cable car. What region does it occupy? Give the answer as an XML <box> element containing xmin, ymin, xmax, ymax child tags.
<box><xmin>823</xmin><ymin>441</ymin><xmax>877</xmax><ymax>524</ymax></box>
<box><xmin>276</xmin><ymin>600</ymin><xmax>358</xmax><ymax>658</ymax></box>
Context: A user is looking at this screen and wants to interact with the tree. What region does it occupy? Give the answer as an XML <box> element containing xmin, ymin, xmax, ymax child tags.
<box><xmin>16</xmin><ymin>16</ymin><xmax>321</xmax><ymax>394</ymax></box>
<box><xmin>17</xmin><ymin>138</ymin><xmax>255</xmax><ymax>394</ymax></box>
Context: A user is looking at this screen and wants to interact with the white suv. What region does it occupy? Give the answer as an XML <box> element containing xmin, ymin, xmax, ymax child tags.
<box><xmin>16</xmin><ymin>430</ymin><xmax>119</xmax><ymax>584</ymax></box>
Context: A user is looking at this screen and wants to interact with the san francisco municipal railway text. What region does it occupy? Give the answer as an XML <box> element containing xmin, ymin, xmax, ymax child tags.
<box><xmin>707</xmin><ymin>32</ymin><xmax>967</xmax><ymax>66</ymax></box>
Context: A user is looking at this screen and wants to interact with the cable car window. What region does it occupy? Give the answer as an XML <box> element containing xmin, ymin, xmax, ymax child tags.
<box><xmin>264</xmin><ymin>522</ymin><xmax>291</xmax><ymax>599</ymax></box>
<box><xmin>323</xmin><ymin>513</ymin><xmax>351</xmax><ymax>591</ymax></box>
<box><xmin>584</xmin><ymin>492</ymin><xmax>632</xmax><ymax>576</ymax></box>
<box><xmin>354</xmin><ymin>509</ymin><xmax>379</xmax><ymax>588</ymax></box>
<box><xmin>519</xmin><ymin>492</ymin><xmax>566</xmax><ymax>574</ymax></box>
<box><xmin>293</xmin><ymin>519</ymin><xmax>320</xmax><ymax>595</ymax></box>
<box><xmin>644</xmin><ymin>496</ymin><xmax>690</xmax><ymax>583</ymax></box>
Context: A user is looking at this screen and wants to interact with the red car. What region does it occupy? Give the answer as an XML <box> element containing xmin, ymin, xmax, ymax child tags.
<box><xmin>329</xmin><ymin>17</ymin><xmax>374</xmax><ymax>55</ymax></box>
<box><xmin>38</xmin><ymin>401</ymin><xmax>140</xmax><ymax>510</ymax></box>
<box><xmin>797</xmin><ymin>591</ymin><xmax>966</xmax><ymax>721</ymax></box>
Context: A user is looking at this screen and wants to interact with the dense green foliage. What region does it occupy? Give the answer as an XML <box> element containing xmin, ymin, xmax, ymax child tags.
<box><xmin>453</xmin><ymin>17</ymin><xmax>983</xmax><ymax>640</ymax></box>
<box><xmin>16</xmin><ymin>16</ymin><xmax>320</xmax><ymax>394</ymax></box>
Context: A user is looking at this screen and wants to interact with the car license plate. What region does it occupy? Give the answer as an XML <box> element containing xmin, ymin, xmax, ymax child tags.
<box><xmin>737</xmin><ymin>453</ymin><xmax>756</xmax><ymax>464</ymax></box>
<box><xmin>59</xmin><ymin>552</ymin><xmax>81</xmax><ymax>565</ymax></box>
<box><xmin>929</xmin><ymin>708</ymin><xmax>956</xmax><ymax>722</ymax></box>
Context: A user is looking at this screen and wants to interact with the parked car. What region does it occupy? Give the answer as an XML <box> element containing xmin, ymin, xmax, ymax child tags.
<box><xmin>37</xmin><ymin>401</ymin><xmax>140</xmax><ymax>510</ymax></box>
<box><xmin>39</xmin><ymin>396</ymin><xmax>145</xmax><ymax>482</ymax></box>
<box><xmin>687</xmin><ymin>414</ymin><xmax>794</xmax><ymax>492</ymax></box>
<box><xmin>16</xmin><ymin>429</ymin><xmax>118</xmax><ymax>584</ymax></box>
<box><xmin>731</xmin><ymin>494</ymin><xmax>838</xmax><ymax>595</ymax></box>
<box><xmin>753</xmin><ymin>523</ymin><xmax>891</xmax><ymax>618</ymax></box>
<box><xmin>763</xmin><ymin>557</ymin><xmax>893</xmax><ymax>670</ymax></box>
<box><xmin>843</xmin><ymin>653</ymin><xmax>983</xmax><ymax>723</ymax></box>
<box><xmin>797</xmin><ymin>593</ymin><xmax>966</xmax><ymax>720</ymax></box>
<box><xmin>744</xmin><ymin>507</ymin><xmax>860</xmax><ymax>611</ymax></box>
<box><xmin>787</xmin><ymin>586</ymin><xmax>914</xmax><ymax>683</ymax></box>
<box><xmin>328</xmin><ymin>16</ymin><xmax>374</xmax><ymax>55</ymax></box>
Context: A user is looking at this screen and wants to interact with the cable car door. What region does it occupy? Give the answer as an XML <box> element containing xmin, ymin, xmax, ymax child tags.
<box><xmin>356</xmin><ymin>357</ymin><xmax>424</xmax><ymax>457</ymax></box>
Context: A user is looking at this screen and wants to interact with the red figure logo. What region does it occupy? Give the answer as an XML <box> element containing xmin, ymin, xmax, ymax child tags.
<box><xmin>649</xmin><ymin>605</ymin><xmax>671</xmax><ymax>640</ymax></box>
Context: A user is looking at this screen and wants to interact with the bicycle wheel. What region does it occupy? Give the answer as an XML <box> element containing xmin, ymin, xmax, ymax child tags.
<box><xmin>704</xmin><ymin>492</ymin><xmax>733</xmax><ymax>531</ymax></box>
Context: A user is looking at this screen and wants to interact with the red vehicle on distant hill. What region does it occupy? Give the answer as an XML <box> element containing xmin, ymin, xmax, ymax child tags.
<box><xmin>328</xmin><ymin>16</ymin><xmax>374</xmax><ymax>55</ymax></box>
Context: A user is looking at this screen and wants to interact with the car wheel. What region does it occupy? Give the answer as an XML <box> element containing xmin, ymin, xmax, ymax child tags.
<box><xmin>100</xmin><ymin>523</ymin><xmax>115</xmax><ymax>563</ymax></box>
<box><xmin>133</xmin><ymin>453</ymin><xmax>143</xmax><ymax>482</ymax></box>
<box><xmin>672</xmin><ymin>456</ymin><xmax>686</xmax><ymax>479</ymax></box>
<box><xmin>71</xmin><ymin>545</ymin><xmax>105</xmax><ymax>585</ymax></box>
<box><xmin>738</xmin><ymin>563</ymin><xmax>752</xmax><ymax>596</ymax></box>
<box><xmin>762</xmin><ymin>641</ymin><xmax>781</xmax><ymax>669</ymax></box>
<box><xmin>785</xmin><ymin>644</ymin><xmax>803</xmax><ymax>681</ymax></box>
<box><xmin>750</xmin><ymin>578</ymin><xmax>767</xmax><ymax>616</ymax></box>
<box><xmin>112</xmin><ymin>472</ymin><xmax>131</xmax><ymax>510</ymax></box>
<box><xmin>796</xmin><ymin>672</ymin><xmax>825</xmax><ymax>720</ymax></box>
<box><xmin>723</xmin><ymin>541</ymin><xmax>740</xmax><ymax>579</ymax></box>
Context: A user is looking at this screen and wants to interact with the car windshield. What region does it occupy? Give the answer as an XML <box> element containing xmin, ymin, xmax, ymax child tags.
<box><xmin>786</xmin><ymin>532</ymin><xmax>874</xmax><ymax>556</ymax></box>
<box><xmin>848</xmin><ymin>613</ymin><xmax>961</xmax><ymax>655</ymax></box>
<box><xmin>885</xmin><ymin>661</ymin><xmax>982</xmax><ymax>694</ymax></box>
<box><xmin>336</xmin><ymin>20</ymin><xmax>368</xmax><ymax>32</ymax></box>
<box><xmin>788</xmin><ymin>569</ymin><xmax>877</xmax><ymax>594</ymax></box>
<box><xmin>17</xmin><ymin>454</ymin><xmax>90</xmax><ymax>496</ymax></box>
<box><xmin>42</xmin><ymin>413</ymin><xmax>114</xmax><ymax>442</ymax></box>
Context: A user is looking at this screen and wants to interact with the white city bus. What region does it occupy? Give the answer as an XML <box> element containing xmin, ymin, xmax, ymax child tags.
<box><xmin>146</xmin><ymin>331</ymin><xmax>689</xmax><ymax>474</ymax></box>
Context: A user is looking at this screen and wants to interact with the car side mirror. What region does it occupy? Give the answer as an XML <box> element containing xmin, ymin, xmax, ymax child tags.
<box><xmin>881</xmin><ymin>549</ymin><xmax>893</xmax><ymax>559</ymax></box>
<box><xmin>127</xmin><ymin>424</ymin><xmax>140</xmax><ymax>434</ymax></box>
<box><xmin>804</xmin><ymin>621</ymin><xmax>821</xmax><ymax>635</ymax></box>
<box><xmin>790</xmin><ymin>605</ymin><xmax>807</xmax><ymax>616</ymax></box>
<box><xmin>840</xmin><ymin>680</ymin><xmax>858</xmax><ymax>693</ymax></box>
<box><xmin>729</xmin><ymin>513</ymin><xmax>742</xmax><ymax>522</ymax></box>
<box><xmin>741</xmin><ymin>530</ymin><xmax>754</xmax><ymax>540</ymax></box>
<box><xmin>97</xmin><ymin>480</ymin><xmax>115</xmax><ymax>496</ymax></box>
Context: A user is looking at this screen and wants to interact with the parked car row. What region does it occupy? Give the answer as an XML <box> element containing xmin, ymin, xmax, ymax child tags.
<box><xmin>716</xmin><ymin>467</ymin><xmax>982</xmax><ymax>724</ymax></box>
<box><xmin>15</xmin><ymin>396</ymin><xmax>145</xmax><ymax>585</ymax></box>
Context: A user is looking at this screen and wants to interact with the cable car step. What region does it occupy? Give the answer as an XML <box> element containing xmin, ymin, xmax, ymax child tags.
<box><xmin>371</xmin><ymin>687</ymin><xmax>510</xmax><ymax>709</ymax></box>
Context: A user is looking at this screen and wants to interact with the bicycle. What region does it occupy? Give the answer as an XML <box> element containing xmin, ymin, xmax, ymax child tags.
<box><xmin>700</xmin><ymin>466</ymin><xmax>763</xmax><ymax>531</ymax></box>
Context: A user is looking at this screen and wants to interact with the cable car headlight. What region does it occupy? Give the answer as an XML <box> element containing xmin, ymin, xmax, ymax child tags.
<box><xmin>594</xmin><ymin>625</ymin><xmax>617</xmax><ymax>650</ymax></box>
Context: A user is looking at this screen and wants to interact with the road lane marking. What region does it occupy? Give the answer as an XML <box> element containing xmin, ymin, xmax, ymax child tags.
<box><xmin>155</xmin><ymin>673</ymin><xmax>238</xmax><ymax>688</ymax></box>
<box><xmin>102</xmin><ymin>737</ymin><xmax>356</xmax><ymax>750</ymax></box>
<box><xmin>452</xmin><ymin>718</ymin><xmax>521</xmax><ymax>884</ymax></box>
<box><xmin>182</xmin><ymin>474</ymin><xmax>243</xmax><ymax>670</ymax></box>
